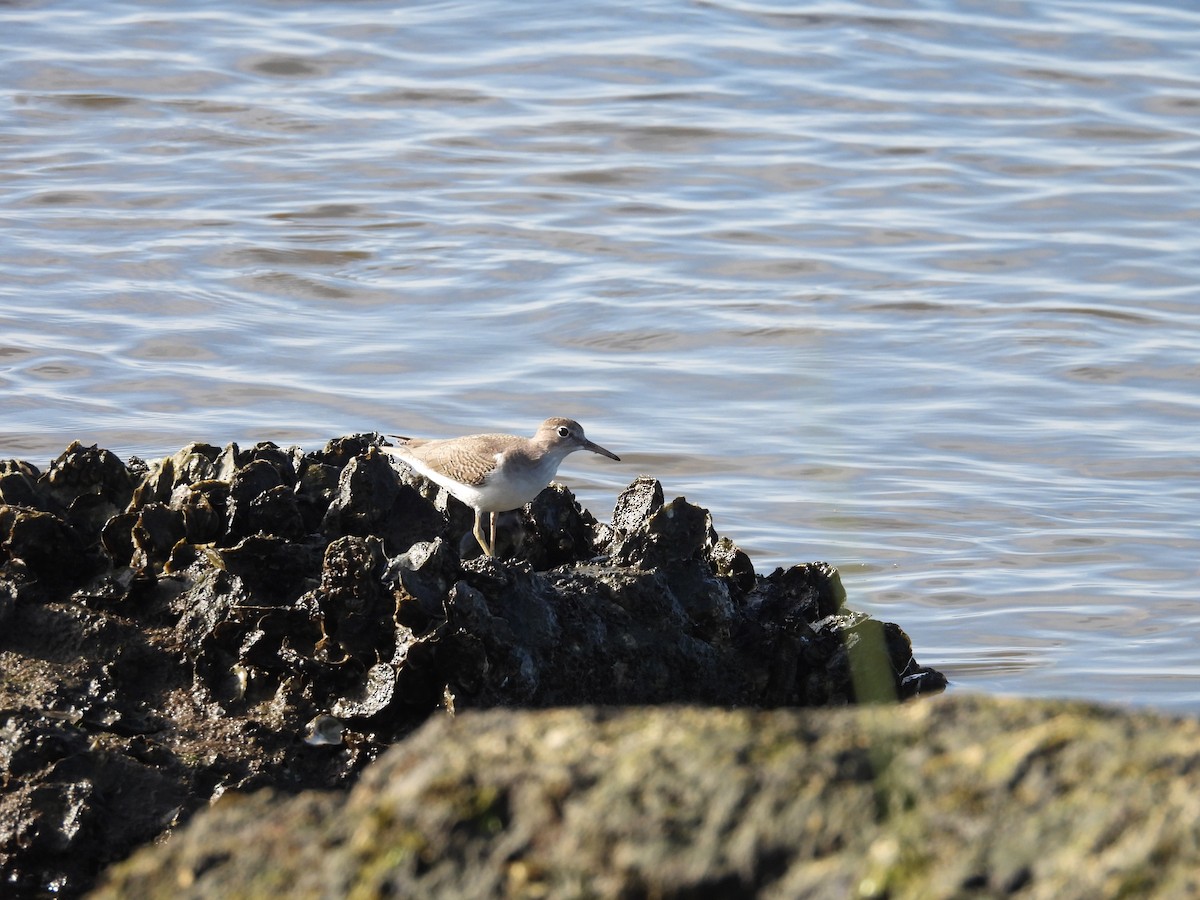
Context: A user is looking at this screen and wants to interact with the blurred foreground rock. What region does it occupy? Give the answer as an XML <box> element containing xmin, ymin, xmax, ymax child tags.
<box><xmin>0</xmin><ymin>438</ymin><xmax>944</xmax><ymax>897</ymax></box>
<box><xmin>93</xmin><ymin>697</ymin><xmax>1200</xmax><ymax>900</ymax></box>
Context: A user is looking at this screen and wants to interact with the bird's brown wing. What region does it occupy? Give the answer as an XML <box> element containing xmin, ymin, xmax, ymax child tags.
<box><xmin>403</xmin><ymin>435</ymin><xmax>504</xmax><ymax>487</ymax></box>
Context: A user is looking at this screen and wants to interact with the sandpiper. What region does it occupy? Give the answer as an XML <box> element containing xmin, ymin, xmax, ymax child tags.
<box><xmin>381</xmin><ymin>417</ymin><xmax>620</xmax><ymax>557</ymax></box>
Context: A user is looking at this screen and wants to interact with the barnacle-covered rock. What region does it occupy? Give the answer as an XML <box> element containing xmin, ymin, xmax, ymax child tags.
<box><xmin>169</xmin><ymin>478</ymin><xmax>229</xmax><ymax>545</ymax></box>
<box><xmin>41</xmin><ymin>441</ymin><xmax>135</xmax><ymax>512</ymax></box>
<box><xmin>227</xmin><ymin>459</ymin><xmax>304</xmax><ymax>540</ymax></box>
<box><xmin>0</xmin><ymin>505</ymin><xmax>89</xmax><ymax>588</ymax></box>
<box><xmin>307</xmin><ymin>535</ymin><xmax>393</xmax><ymax>663</ymax></box>
<box><xmin>385</xmin><ymin>536</ymin><xmax>458</xmax><ymax>627</ymax></box>
<box><xmin>129</xmin><ymin>502</ymin><xmax>186</xmax><ymax>574</ymax></box>
<box><xmin>0</xmin><ymin>441</ymin><xmax>946</xmax><ymax>899</ymax></box>
<box><xmin>321</xmin><ymin>449</ymin><xmax>443</xmax><ymax>555</ymax></box>
<box><xmin>521</xmin><ymin>483</ymin><xmax>603</xmax><ymax>569</ymax></box>
<box><xmin>0</xmin><ymin>460</ymin><xmax>44</xmax><ymax>509</ymax></box>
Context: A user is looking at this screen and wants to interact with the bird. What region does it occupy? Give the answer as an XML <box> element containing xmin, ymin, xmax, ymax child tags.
<box><xmin>380</xmin><ymin>417</ymin><xmax>620</xmax><ymax>557</ymax></box>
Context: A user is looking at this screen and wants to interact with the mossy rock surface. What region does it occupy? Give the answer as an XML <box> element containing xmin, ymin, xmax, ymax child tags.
<box><xmin>93</xmin><ymin>696</ymin><xmax>1200</xmax><ymax>900</ymax></box>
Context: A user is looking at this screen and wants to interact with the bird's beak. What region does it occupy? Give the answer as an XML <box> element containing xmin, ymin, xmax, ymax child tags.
<box><xmin>583</xmin><ymin>439</ymin><xmax>620</xmax><ymax>461</ymax></box>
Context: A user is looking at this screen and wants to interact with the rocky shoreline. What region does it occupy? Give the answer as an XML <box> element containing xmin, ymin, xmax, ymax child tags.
<box><xmin>94</xmin><ymin>697</ymin><xmax>1200</xmax><ymax>899</ymax></box>
<box><xmin>1</xmin><ymin>437</ymin><xmax>943</xmax><ymax>897</ymax></box>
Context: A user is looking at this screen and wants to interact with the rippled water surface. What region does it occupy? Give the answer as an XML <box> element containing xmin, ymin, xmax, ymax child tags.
<box><xmin>3</xmin><ymin>0</ymin><xmax>1199</xmax><ymax>708</ymax></box>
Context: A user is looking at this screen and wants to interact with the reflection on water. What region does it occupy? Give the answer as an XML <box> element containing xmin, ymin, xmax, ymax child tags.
<box><xmin>1</xmin><ymin>0</ymin><xmax>1199</xmax><ymax>709</ymax></box>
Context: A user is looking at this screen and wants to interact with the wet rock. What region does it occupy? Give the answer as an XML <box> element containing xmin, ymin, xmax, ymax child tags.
<box><xmin>710</xmin><ymin>534</ymin><xmax>756</xmax><ymax>595</ymax></box>
<box><xmin>170</xmin><ymin>479</ymin><xmax>229</xmax><ymax>545</ymax></box>
<box><xmin>322</xmin><ymin>450</ymin><xmax>443</xmax><ymax>555</ymax></box>
<box><xmin>129</xmin><ymin>502</ymin><xmax>186</xmax><ymax>574</ymax></box>
<box><xmin>307</xmin><ymin>535</ymin><xmax>393</xmax><ymax>663</ymax></box>
<box><xmin>227</xmin><ymin>459</ymin><xmax>303</xmax><ymax>541</ymax></box>
<box><xmin>0</xmin><ymin>598</ymin><xmax>194</xmax><ymax>898</ymax></box>
<box><xmin>237</xmin><ymin>442</ymin><xmax>297</xmax><ymax>486</ymax></box>
<box><xmin>295</xmin><ymin>457</ymin><xmax>341</xmax><ymax>533</ymax></box>
<box><xmin>0</xmin><ymin>713</ymin><xmax>190</xmax><ymax>898</ymax></box>
<box><xmin>611</xmin><ymin>474</ymin><xmax>664</xmax><ymax>533</ymax></box>
<box><xmin>40</xmin><ymin>442</ymin><xmax>134</xmax><ymax>513</ymax></box>
<box><xmin>174</xmin><ymin>568</ymin><xmax>253</xmax><ymax>656</ymax></box>
<box><xmin>521</xmin><ymin>483</ymin><xmax>604</xmax><ymax>568</ymax></box>
<box><xmin>70</xmin><ymin>567</ymin><xmax>141</xmax><ymax>611</ymax></box>
<box><xmin>0</xmin><ymin>460</ymin><xmax>46</xmax><ymax>510</ymax></box>
<box><xmin>99</xmin><ymin>511</ymin><xmax>138</xmax><ymax>567</ymax></box>
<box><xmin>166</xmin><ymin>442</ymin><xmax>223</xmax><ymax>486</ymax></box>
<box><xmin>0</xmin><ymin>442</ymin><xmax>947</xmax><ymax>899</ymax></box>
<box><xmin>385</xmin><ymin>537</ymin><xmax>458</xmax><ymax>627</ymax></box>
<box><xmin>0</xmin><ymin>506</ymin><xmax>89</xmax><ymax>589</ymax></box>
<box><xmin>608</xmin><ymin>484</ymin><xmax>718</xmax><ymax>570</ymax></box>
<box><xmin>761</xmin><ymin>561</ymin><xmax>848</xmax><ymax>620</ymax></box>
<box><xmin>219</xmin><ymin>534</ymin><xmax>323</xmax><ymax>605</ymax></box>
<box><xmin>307</xmin><ymin>433</ymin><xmax>381</xmax><ymax>469</ymax></box>
<box><xmin>128</xmin><ymin>443</ymin><xmax>224</xmax><ymax>511</ymax></box>
<box><xmin>441</xmin><ymin>565</ymin><xmax>563</xmax><ymax>705</ymax></box>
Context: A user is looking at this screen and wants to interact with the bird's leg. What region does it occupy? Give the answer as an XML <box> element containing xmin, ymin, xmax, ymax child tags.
<box><xmin>489</xmin><ymin>511</ymin><xmax>498</xmax><ymax>559</ymax></box>
<box><xmin>472</xmin><ymin>509</ymin><xmax>494</xmax><ymax>557</ymax></box>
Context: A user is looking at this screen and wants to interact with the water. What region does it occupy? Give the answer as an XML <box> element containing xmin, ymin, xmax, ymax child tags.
<box><xmin>2</xmin><ymin>0</ymin><xmax>1198</xmax><ymax>709</ymax></box>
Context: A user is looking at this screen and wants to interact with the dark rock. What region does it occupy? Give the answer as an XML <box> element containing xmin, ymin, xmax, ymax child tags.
<box><xmin>295</xmin><ymin>458</ymin><xmax>341</xmax><ymax>533</ymax></box>
<box><xmin>99</xmin><ymin>511</ymin><xmax>137</xmax><ymax>567</ymax></box>
<box><xmin>307</xmin><ymin>535</ymin><xmax>393</xmax><ymax>663</ymax></box>
<box><xmin>0</xmin><ymin>461</ymin><xmax>45</xmax><ymax>510</ymax></box>
<box><xmin>237</xmin><ymin>442</ymin><xmax>297</xmax><ymax>487</ymax></box>
<box><xmin>385</xmin><ymin>537</ymin><xmax>458</xmax><ymax>626</ymax></box>
<box><xmin>520</xmin><ymin>483</ymin><xmax>603</xmax><ymax>568</ymax></box>
<box><xmin>128</xmin><ymin>443</ymin><xmax>223</xmax><ymax>511</ymax></box>
<box><xmin>610</xmin><ymin>491</ymin><xmax>717</xmax><ymax>568</ymax></box>
<box><xmin>129</xmin><ymin>502</ymin><xmax>186</xmax><ymax>574</ymax></box>
<box><xmin>0</xmin><ymin>505</ymin><xmax>89</xmax><ymax>588</ymax></box>
<box><xmin>308</xmin><ymin>433</ymin><xmax>382</xmax><ymax>469</ymax></box>
<box><xmin>611</xmin><ymin>474</ymin><xmax>664</xmax><ymax>533</ymax></box>
<box><xmin>0</xmin><ymin>442</ymin><xmax>947</xmax><ymax>899</ymax></box>
<box><xmin>710</xmin><ymin>534</ymin><xmax>756</xmax><ymax>595</ymax></box>
<box><xmin>40</xmin><ymin>442</ymin><xmax>134</xmax><ymax>513</ymax></box>
<box><xmin>227</xmin><ymin>460</ymin><xmax>303</xmax><ymax>540</ymax></box>
<box><xmin>173</xmin><ymin>568</ymin><xmax>253</xmax><ymax>655</ymax></box>
<box><xmin>170</xmin><ymin>479</ymin><xmax>229</xmax><ymax>545</ymax></box>
<box><xmin>321</xmin><ymin>449</ymin><xmax>443</xmax><ymax>555</ymax></box>
<box><xmin>218</xmin><ymin>534</ymin><xmax>323</xmax><ymax>605</ymax></box>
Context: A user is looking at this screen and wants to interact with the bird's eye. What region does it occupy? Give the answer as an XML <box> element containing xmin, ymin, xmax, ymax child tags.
<box><xmin>557</xmin><ymin>426</ymin><xmax>570</xmax><ymax>438</ymax></box>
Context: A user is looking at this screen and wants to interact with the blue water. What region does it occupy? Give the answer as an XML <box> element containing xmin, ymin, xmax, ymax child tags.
<box><xmin>2</xmin><ymin>0</ymin><xmax>1199</xmax><ymax>708</ymax></box>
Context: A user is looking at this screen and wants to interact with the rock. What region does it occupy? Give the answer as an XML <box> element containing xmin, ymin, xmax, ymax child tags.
<box><xmin>307</xmin><ymin>535</ymin><xmax>393</xmax><ymax>663</ymax></box>
<box><xmin>321</xmin><ymin>450</ymin><xmax>443</xmax><ymax>555</ymax></box>
<box><xmin>0</xmin><ymin>440</ymin><xmax>947</xmax><ymax>899</ymax></box>
<box><xmin>129</xmin><ymin>503</ymin><xmax>186</xmax><ymax>574</ymax></box>
<box><xmin>218</xmin><ymin>534</ymin><xmax>323</xmax><ymax>604</ymax></box>
<box><xmin>227</xmin><ymin>459</ymin><xmax>302</xmax><ymax>541</ymax></box>
<box><xmin>169</xmin><ymin>479</ymin><xmax>229</xmax><ymax>546</ymax></box>
<box><xmin>128</xmin><ymin>443</ymin><xmax>223</xmax><ymax>511</ymax></box>
<box><xmin>40</xmin><ymin>442</ymin><xmax>135</xmax><ymax>514</ymax></box>
<box><xmin>0</xmin><ymin>506</ymin><xmax>90</xmax><ymax>589</ymax></box>
<box><xmin>92</xmin><ymin>698</ymin><xmax>1200</xmax><ymax>900</ymax></box>
<box><xmin>611</xmin><ymin>474</ymin><xmax>664</xmax><ymax>533</ymax></box>
<box><xmin>521</xmin><ymin>483</ymin><xmax>603</xmax><ymax>568</ymax></box>
<box><xmin>0</xmin><ymin>460</ymin><xmax>44</xmax><ymax>509</ymax></box>
<box><xmin>384</xmin><ymin>537</ymin><xmax>458</xmax><ymax>627</ymax></box>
